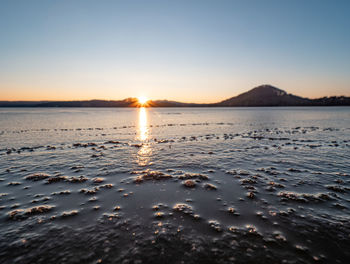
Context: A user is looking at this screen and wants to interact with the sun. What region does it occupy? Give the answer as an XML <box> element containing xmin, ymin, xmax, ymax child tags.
<box><xmin>137</xmin><ymin>96</ymin><xmax>148</xmax><ymax>106</ymax></box>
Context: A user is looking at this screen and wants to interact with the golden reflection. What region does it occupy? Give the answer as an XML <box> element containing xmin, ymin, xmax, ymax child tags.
<box><xmin>138</xmin><ymin>107</ymin><xmax>148</xmax><ymax>141</ymax></box>
<box><xmin>137</xmin><ymin>107</ymin><xmax>152</xmax><ymax>166</ymax></box>
<box><xmin>137</xmin><ymin>143</ymin><xmax>152</xmax><ymax>166</ymax></box>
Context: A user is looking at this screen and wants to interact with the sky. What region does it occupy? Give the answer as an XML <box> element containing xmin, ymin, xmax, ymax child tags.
<box><xmin>0</xmin><ymin>0</ymin><xmax>349</xmax><ymax>102</ymax></box>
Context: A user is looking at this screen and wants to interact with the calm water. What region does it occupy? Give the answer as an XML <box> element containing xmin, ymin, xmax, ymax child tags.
<box><xmin>0</xmin><ymin>107</ymin><xmax>350</xmax><ymax>263</ymax></box>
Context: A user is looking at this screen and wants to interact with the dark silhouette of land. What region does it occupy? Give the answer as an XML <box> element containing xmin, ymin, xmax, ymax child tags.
<box><xmin>1</xmin><ymin>85</ymin><xmax>349</xmax><ymax>107</ymax></box>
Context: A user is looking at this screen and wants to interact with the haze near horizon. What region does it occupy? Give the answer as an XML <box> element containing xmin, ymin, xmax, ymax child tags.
<box><xmin>0</xmin><ymin>0</ymin><xmax>349</xmax><ymax>102</ymax></box>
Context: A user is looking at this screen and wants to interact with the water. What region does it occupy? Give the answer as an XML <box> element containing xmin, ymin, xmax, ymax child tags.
<box><xmin>0</xmin><ymin>107</ymin><xmax>349</xmax><ymax>263</ymax></box>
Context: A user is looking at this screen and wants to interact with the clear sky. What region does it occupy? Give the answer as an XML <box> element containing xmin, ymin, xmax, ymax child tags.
<box><xmin>1</xmin><ymin>0</ymin><xmax>349</xmax><ymax>102</ymax></box>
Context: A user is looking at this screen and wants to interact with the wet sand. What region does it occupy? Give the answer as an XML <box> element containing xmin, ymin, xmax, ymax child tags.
<box><xmin>0</xmin><ymin>107</ymin><xmax>350</xmax><ymax>263</ymax></box>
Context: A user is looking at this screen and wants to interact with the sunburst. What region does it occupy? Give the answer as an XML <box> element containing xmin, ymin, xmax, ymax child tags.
<box><xmin>137</xmin><ymin>96</ymin><xmax>148</xmax><ymax>106</ymax></box>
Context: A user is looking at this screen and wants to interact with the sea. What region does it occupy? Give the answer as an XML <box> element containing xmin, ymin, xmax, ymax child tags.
<box><xmin>0</xmin><ymin>107</ymin><xmax>349</xmax><ymax>263</ymax></box>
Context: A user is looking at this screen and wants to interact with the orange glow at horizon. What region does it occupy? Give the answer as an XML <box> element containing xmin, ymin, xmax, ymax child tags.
<box><xmin>137</xmin><ymin>96</ymin><xmax>149</xmax><ymax>106</ymax></box>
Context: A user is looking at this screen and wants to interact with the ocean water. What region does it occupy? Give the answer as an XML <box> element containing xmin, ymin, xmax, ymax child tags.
<box><xmin>0</xmin><ymin>107</ymin><xmax>349</xmax><ymax>263</ymax></box>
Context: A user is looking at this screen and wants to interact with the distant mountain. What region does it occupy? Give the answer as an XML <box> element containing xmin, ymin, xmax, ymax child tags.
<box><xmin>216</xmin><ymin>85</ymin><xmax>350</xmax><ymax>106</ymax></box>
<box><xmin>0</xmin><ymin>85</ymin><xmax>349</xmax><ymax>107</ymax></box>
<box><xmin>36</xmin><ymin>98</ymin><xmax>140</xmax><ymax>107</ymax></box>
<box><xmin>0</xmin><ymin>101</ymin><xmax>50</xmax><ymax>107</ymax></box>
<box><xmin>216</xmin><ymin>85</ymin><xmax>311</xmax><ymax>106</ymax></box>
<box><xmin>0</xmin><ymin>98</ymin><xmax>140</xmax><ymax>107</ymax></box>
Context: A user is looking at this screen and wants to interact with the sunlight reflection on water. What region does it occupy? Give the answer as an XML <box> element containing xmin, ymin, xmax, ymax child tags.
<box><xmin>137</xmin><ymin>107</ymin><xmax>152</xmax><ymax>166</ymax></box>
<box><xmin>138</xmin><ymin>107</ymin><xmax>148</xmax><ymax>141</ymax></box>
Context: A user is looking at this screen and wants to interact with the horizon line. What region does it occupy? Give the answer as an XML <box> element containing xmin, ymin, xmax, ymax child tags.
<box><xmin>1</xmin><ymin>94</ymin><xmax>350</xmax><ymax>103</ymax></box>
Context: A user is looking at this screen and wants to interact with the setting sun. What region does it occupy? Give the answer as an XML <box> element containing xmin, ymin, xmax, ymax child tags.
<box><xmin>137</xmin><ymin>96</ymin><xmax>148</xmax><ymax>106</ymax></box>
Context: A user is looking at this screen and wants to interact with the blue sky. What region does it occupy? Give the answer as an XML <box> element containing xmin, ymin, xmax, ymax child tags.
<box><xmin>0</xmin><ymin>0</ymin><xmax>349</xmax><ymax>102</ymax></box>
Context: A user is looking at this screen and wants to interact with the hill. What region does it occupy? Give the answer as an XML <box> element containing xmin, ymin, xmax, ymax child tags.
<box><xmin>216</xmin><ymin>85</ymin><xmax>311</xmax><ymax>106</ymax></box>
<box><xmin>216</xmin><ymin>85</ymin><xmax>350</xmax><ymax>106</ymax></box>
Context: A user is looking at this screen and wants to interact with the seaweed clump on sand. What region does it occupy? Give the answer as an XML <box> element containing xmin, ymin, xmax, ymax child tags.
<box><xmin>92</xmin><ymin>177</ymin><xmax>105</xmax><ymax>184</ymax></box>
<box><xmin>183</xmin><ymin>180</ymin><xmax>196</xmax><ymax>188</ymax></box>
<box><xmin>203</xmin><ymin>183</ymin><xmax>217</xmax><ymax>190</ymax></box>
<box><xmin>178</xmin><ymin>173</ymin><xmax>209</xmax><ymax>181</ymax></box>
<box><xmin>132</xmin><ymin>170</ymin><xmax>173</xmax><ymax>183</ymax></box>
<box><xmin>24</xmin><ymin>173</ymin><xmax>50</xmax><ymax>181</ymax></box>
<box><xmin>80</xmin><ymin>187</ymin><xmax>100</xmax><ymax>195</ymax></box>
<box><xmin>278</xmin><ymin>191</ymin><xmax>333</xmax><ymax>203</ymax></box>
<box><xmin>46</xmin><ymin>176</ymin><xmax>68</xmax><ymax>184</ymax></box>
<box><xmin>8</xmin><ymin>205</ymin><xmax>55</xmax><ymax>220</ymax></box>
<box><xmin>69</xmin><ymin>176</ymin><xmax>88</xmax><ymax>183</ymax></box>
<box><xmin>172</xmin><ymin>203</ymin><xmax>193</xmax><ymax>215</ymax></box>
<box><xmin>61</xmin><ymin>210</ymin><xmax>79</xmax><ymax>217</ymax></box>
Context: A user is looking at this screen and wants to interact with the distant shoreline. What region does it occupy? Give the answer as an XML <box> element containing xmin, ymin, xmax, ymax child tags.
<box><xmin>1</xmin><ymin>85</ymin><xmax>349</xmax><ymax>107</ymax></box>
<box><xmin>0</xmin><ymin>105</ymin><xmax>350</xmax><ymax>108</ymax></box>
